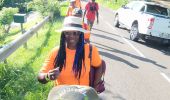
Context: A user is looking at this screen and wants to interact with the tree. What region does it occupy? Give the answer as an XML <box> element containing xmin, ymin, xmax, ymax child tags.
<box><xmin>0</xmin><ymin>0</ymin><xmax>4</xmax><ymax>9</ymax></box>
<box><xmin>33</xmin><ymin>0</ymin><xmax>60</xmax><ymax>17</ymax></box>
<box><xmin>1</xmin><ymin>0</ymin><xmax>32</xmax><ymax>12</ymax></box>
<box><xmin>0</xmin><ymin>7</ymin><xmax>18</xmax><ymax>35</ymax></box>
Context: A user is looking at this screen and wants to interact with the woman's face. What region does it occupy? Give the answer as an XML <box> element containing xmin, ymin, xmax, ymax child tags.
<box><xmin>64</xmin><ymin>31</ymin><xmax>81</xmax><ymax>49</ymax></box>
<box><xmin>70</xmin><ymin>2</ymin><xmax>75</xmax><ymax>7</ymax></box>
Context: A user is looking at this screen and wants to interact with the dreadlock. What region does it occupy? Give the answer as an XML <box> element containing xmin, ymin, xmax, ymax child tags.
<box><xmin>54</xmin><ymin>33</ymin><xmax>66</xmax><ymax>72</ymax></box>
<box><xmin>72</xmin><ymin>32</ymin><xmax>85</xmax><ymax>79</ymax></box>
<box><xmin>54</xmin><ymin>32</ymin><xmax>85</xmax><ymax>79</ymax></box>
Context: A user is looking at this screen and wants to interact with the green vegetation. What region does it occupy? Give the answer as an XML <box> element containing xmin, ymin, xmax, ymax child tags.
<box><xmin>0</xmin><ymin>7</ymin><xmax>18</xmax><ymax>37</ymax></box>
<box><xmin>33</xmin><ymin>0</ymin><xmax>60</xmax><ymax>16</ymax></box>
<box><xmin>0</xmin><ymin>1</ymin><xmax>68</xmax><ymax>100</ymax></box>
<box><xmin>0</xmin><ymin>20</ymin><xmax>62</xmax><ymax>100</ymax></box>
<box><xmin>59</xmin><ymin>1</ymin><xmax>69</xmax><ymax>17</ymax></box>
<box><xmin>97</xmin><ymin>0</ymin><xmax>128</xmax><ymax>10</ymax></box>
<box><xmin>0</xmin><ymin>0</ymin><xmax>32</xmax><ymax>13</ymax></box>
<box><xmin>0</xmin><ymin>0</ymin><xmax>64</xmax><ymax>46</ymax></box>
<box><xmin>0</xmin><ymin>13</ymin><xmax>43</xmax><ymax>46</ymax></box>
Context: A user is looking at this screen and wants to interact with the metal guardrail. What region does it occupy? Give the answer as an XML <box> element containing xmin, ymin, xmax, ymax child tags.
<box><xmin>0</xmin><ymin>16</ymin><xmax>50</xmax><ymax>62</ymax></box>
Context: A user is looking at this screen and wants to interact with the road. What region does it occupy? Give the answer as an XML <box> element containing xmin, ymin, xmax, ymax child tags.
<box><xmin>90</xmin><ymin>4</ymin><xmax>170</xmax><ymax>100</ymax></box>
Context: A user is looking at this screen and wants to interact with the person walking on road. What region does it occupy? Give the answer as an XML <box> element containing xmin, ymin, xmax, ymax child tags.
<box><xmin>67</xmin><ymin>0</ymin><xmax>82</xmax><ymax>16</ymax></box>
<box><xmin>72</xmin><ymin>8</ymin><xmax>91</xmax><ymax>43</ymax></box>
<box><xmin>83</xmin><ymin>0</ymin><xmax>99</xmax><ymax>30</ymax></box>
<box><xmin>37</xmin><ymin>16</ymin><xmax>103</xmax><ymax>91</ymax></box>
<box><xmin>67</xmin><ymin>0</ymin><xmax>77</xmax><ymax>16</ymax></box>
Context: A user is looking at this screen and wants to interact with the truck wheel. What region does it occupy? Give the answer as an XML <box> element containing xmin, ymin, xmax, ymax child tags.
<box><xmin>130</xmin><ymin>23</ymin><xmax>140</xmax><ymax>41</ymax></box>
<box><xmin>113</xmin><ymin>14</ymin><xmax>120</xmax><ymax>27</ymax></box>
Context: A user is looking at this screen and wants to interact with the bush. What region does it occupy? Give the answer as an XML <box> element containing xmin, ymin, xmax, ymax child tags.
<box><xmin>97</xmin><ymin>0</ymin><xmax>128</xmax><ymax>10</ymax></box>
<box><xmin>0</xmin><ymin>7</ymin><xmax>18</xmax><ymax>35</ymax></box>
<box><xmin>33</xmin><ymin>0</ymin><xmax>60</xmax><ymax>17</ymax></box>
<box><xmin>48</xmin><ymin>1</ymin><xmax>60</xmax><ymax>18</ymax></box>
<box><xmin>27</xmin><ymin>1</ymin><xmax>36</xmax><ymax>12</ymax></box>
<box><xmin>0</xmin><ymin>63</ymin><xmax>52</xmax><ymax>99</ymax></box>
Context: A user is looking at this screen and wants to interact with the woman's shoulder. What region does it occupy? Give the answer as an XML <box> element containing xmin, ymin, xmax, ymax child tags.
<box><xmin>84</xmin><ymin>43</ymin><xmax>98</xmax><ymax>51</ymax></box>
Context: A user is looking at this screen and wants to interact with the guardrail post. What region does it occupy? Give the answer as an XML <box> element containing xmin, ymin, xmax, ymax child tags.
<box><xmin>36</xmin><ymin>32</ymin><xmax>38</xmax><ymax>38</ymax></box>
<box><xmin>35</xmin><ymin>22</ymin><xmax>39</xmax><ymax>38</ymax></box>
<box><xmin>21</xmin><ymin>23</ymin><xmax>27</xmax><ymax>48</ymax></box>
<box><xmin>4</xmin><ymin>59</ymin><xmax>7</xmax><ymax>64</ymax></box>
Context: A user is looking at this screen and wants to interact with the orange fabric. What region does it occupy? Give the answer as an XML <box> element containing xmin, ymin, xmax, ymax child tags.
<box><xmin>67</xmin><ymin>7</ymin><xmax>74</xmax><ymax>16</ymax></box>
<box><xmin>40</xmin><ymin>44</ymin><xmax>102</xmax><ymax>86</ymax></box>
<box><xmin>84</xmin><ymin>33</ymin><xmax>90</xmax><ymax>40</ymax></box>
<box><xmin>82</xmin><ymin>23</ymin><xmax>91</xmax><ymax>40</ymax></box>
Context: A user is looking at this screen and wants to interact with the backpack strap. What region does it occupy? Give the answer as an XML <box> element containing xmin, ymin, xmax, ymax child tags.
<box><xmin>89</xmin><ymin>44</ymin><xmax>94</xmax><ymax>87</ymax></box>
<box><xmin>88</xmin><ymin>44</ymin><xmax>93</xmax><ymax>59</ymax></box>
<box><xmin>89</xmin><ymin>44</ymin><xmax>105</xmax><ymax>87</ymax></box>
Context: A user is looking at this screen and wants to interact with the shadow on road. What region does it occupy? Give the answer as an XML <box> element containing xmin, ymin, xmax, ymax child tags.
<box><xmin>99</xmin><ymin>84</ymin><xmax>126</xmax><ymax>100</ymax></box>
<box><xmin>122</xmin><ymin>36</ymin><xmax>170</xmax><ymax>56</ymax></box>
<box><xmin>91</xmin><ymin>32</ymin><xmax>124</xmax><ymax>44</ymax></box>
<box><xmin>137</xmin><ymin>40</ymin><xmax>170</xmax><ymax>56</ymax></box>
<box><xmin>112</xmin><ymin>94</ymin><xmax>126</xmax><ymax>100</ymax></box>
<box><xmin>92</xmin><ymin>42</ymin><xmax>167</xmax><ymax>69</ymax></box>
<box><xmin>92</xmin><ymin>28</ymin><xmax>121</xmax><ymax>38</ymax></box>
<box><xmin>115</xmin><ymin>25</ymin><xmax>170</xmax><ymax>57</ymax></box>
<box><xmin>99</xmin><ymin>50</ymin><xmax>139</xmax><ymax>68</ymax></box>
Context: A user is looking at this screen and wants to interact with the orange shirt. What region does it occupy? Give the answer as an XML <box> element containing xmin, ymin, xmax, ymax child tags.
<box><xmin>67</xmin><ymin>7</ymin><xmax>74</xmax><ymax>16</ymax></box>
<box><xmin>40</xmin><ymin>44</ymin><xmax>101</xmax><ymax>86</ymax></box>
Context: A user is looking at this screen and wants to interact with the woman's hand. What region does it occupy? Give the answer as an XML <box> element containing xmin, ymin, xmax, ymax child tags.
<box><xmin>47</xmin><ymin>67</ymin><xmax>60</xmax><ymax>80</ymax></box>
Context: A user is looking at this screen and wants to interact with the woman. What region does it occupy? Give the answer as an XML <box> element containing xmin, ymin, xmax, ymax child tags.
<box><xmin>66</xmin><ymin>0</ymin><xmax>76</xmax><ymax>16</ymax></box>
<box><xmin>37</xmin><ymin>16</ymin><xmax>102</xmax><ymax>90</ymax></box>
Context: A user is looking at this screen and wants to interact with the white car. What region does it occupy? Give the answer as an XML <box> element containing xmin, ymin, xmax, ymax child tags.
<box><xmin>114</xmin><ymin>1</ymin><xmax>170</xmax><ymax>45</ymax></box>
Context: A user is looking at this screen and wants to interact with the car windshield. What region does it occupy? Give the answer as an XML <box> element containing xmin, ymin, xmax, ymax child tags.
<box><xmin>146</xmin><ymin>4</ymin><xmax>168</xmax><ymax>16</ymax></box>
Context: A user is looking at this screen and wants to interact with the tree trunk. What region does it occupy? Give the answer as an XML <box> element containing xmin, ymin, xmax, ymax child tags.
<box><xmin>6</xmin><ymin>25</ymin><xmax>11</xmax><ymax>34</ymax></box>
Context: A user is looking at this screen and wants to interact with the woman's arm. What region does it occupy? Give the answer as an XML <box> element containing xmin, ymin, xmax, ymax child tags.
<box><xmin>37</xmin><ymin>47</ymin><xmax>59</xmax><ymax>84</ymax></box>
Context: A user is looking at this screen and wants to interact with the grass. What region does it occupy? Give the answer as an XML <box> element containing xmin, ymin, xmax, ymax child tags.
<box><xmin>96</xmin><ymin>0</ymin><xmax>128</xmax><ymax>10</ymax></box>
<box><xmin>0</xmin><ymin>1</ymin><xmax>68</xmax><ymax>100</ymax></box>
<box><xmin>0</xmin><ymin>18</ymin><xmax>62</xmax><ymax>100</ymax></box>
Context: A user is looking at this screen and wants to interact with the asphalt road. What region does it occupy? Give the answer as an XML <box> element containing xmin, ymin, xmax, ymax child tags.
<box><xmin>90</xmin><ymin>5</ymin><xmax>170</xmax><ymax>100</ymax></box>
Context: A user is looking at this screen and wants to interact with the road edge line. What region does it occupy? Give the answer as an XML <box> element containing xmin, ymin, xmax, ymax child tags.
<box><xmin>160</xmin><ymin>73</ymin><xmax>170</xmax><ymax>83</ymax></box>
<box><xmin>100</xmin><ymin>15</ymin><xmax>145</xmax><ymax>58</ymax></box>
<box><xmin>122</xmin><ymin>38</ymin><xmax>146</xmax><ymax>58</ymax></box>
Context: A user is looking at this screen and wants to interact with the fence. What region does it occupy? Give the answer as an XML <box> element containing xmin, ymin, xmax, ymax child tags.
<box><xmin>0</xmin><ymin>15</ymin><xmax>51</xmax><ymax>62</ymax></box>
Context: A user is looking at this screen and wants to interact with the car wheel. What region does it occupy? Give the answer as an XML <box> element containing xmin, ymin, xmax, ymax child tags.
<box><xmin>130</xmin><ymin>23</ymin><xmax>140</xmax><ymax>41</ymax></box>
<box><xmin>113</xmin><ymin>14</ymin><xmax>119</xmax><ymax>27</ymax></box>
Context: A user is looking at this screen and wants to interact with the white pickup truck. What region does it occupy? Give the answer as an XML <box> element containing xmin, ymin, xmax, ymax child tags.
<box><xmin>114</xmin><ymin>1</ymin><xmax>170</xmax><ymax>45</ymax></box>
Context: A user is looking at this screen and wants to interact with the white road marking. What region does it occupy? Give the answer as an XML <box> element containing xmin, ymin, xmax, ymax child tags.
<box><xmin>122</xmin><ymin>38</ymin><xmax>146</xmax><ymax>58</ymax></box>
<box><xmin>160</xmin><ymin>73</ymin><xmax>170</xmax><ymax>83</ymax></box>
<box><xmin>100</xmin><ymin>15</ymin><xmax>145</xmax><ymax>58</ymax></box>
